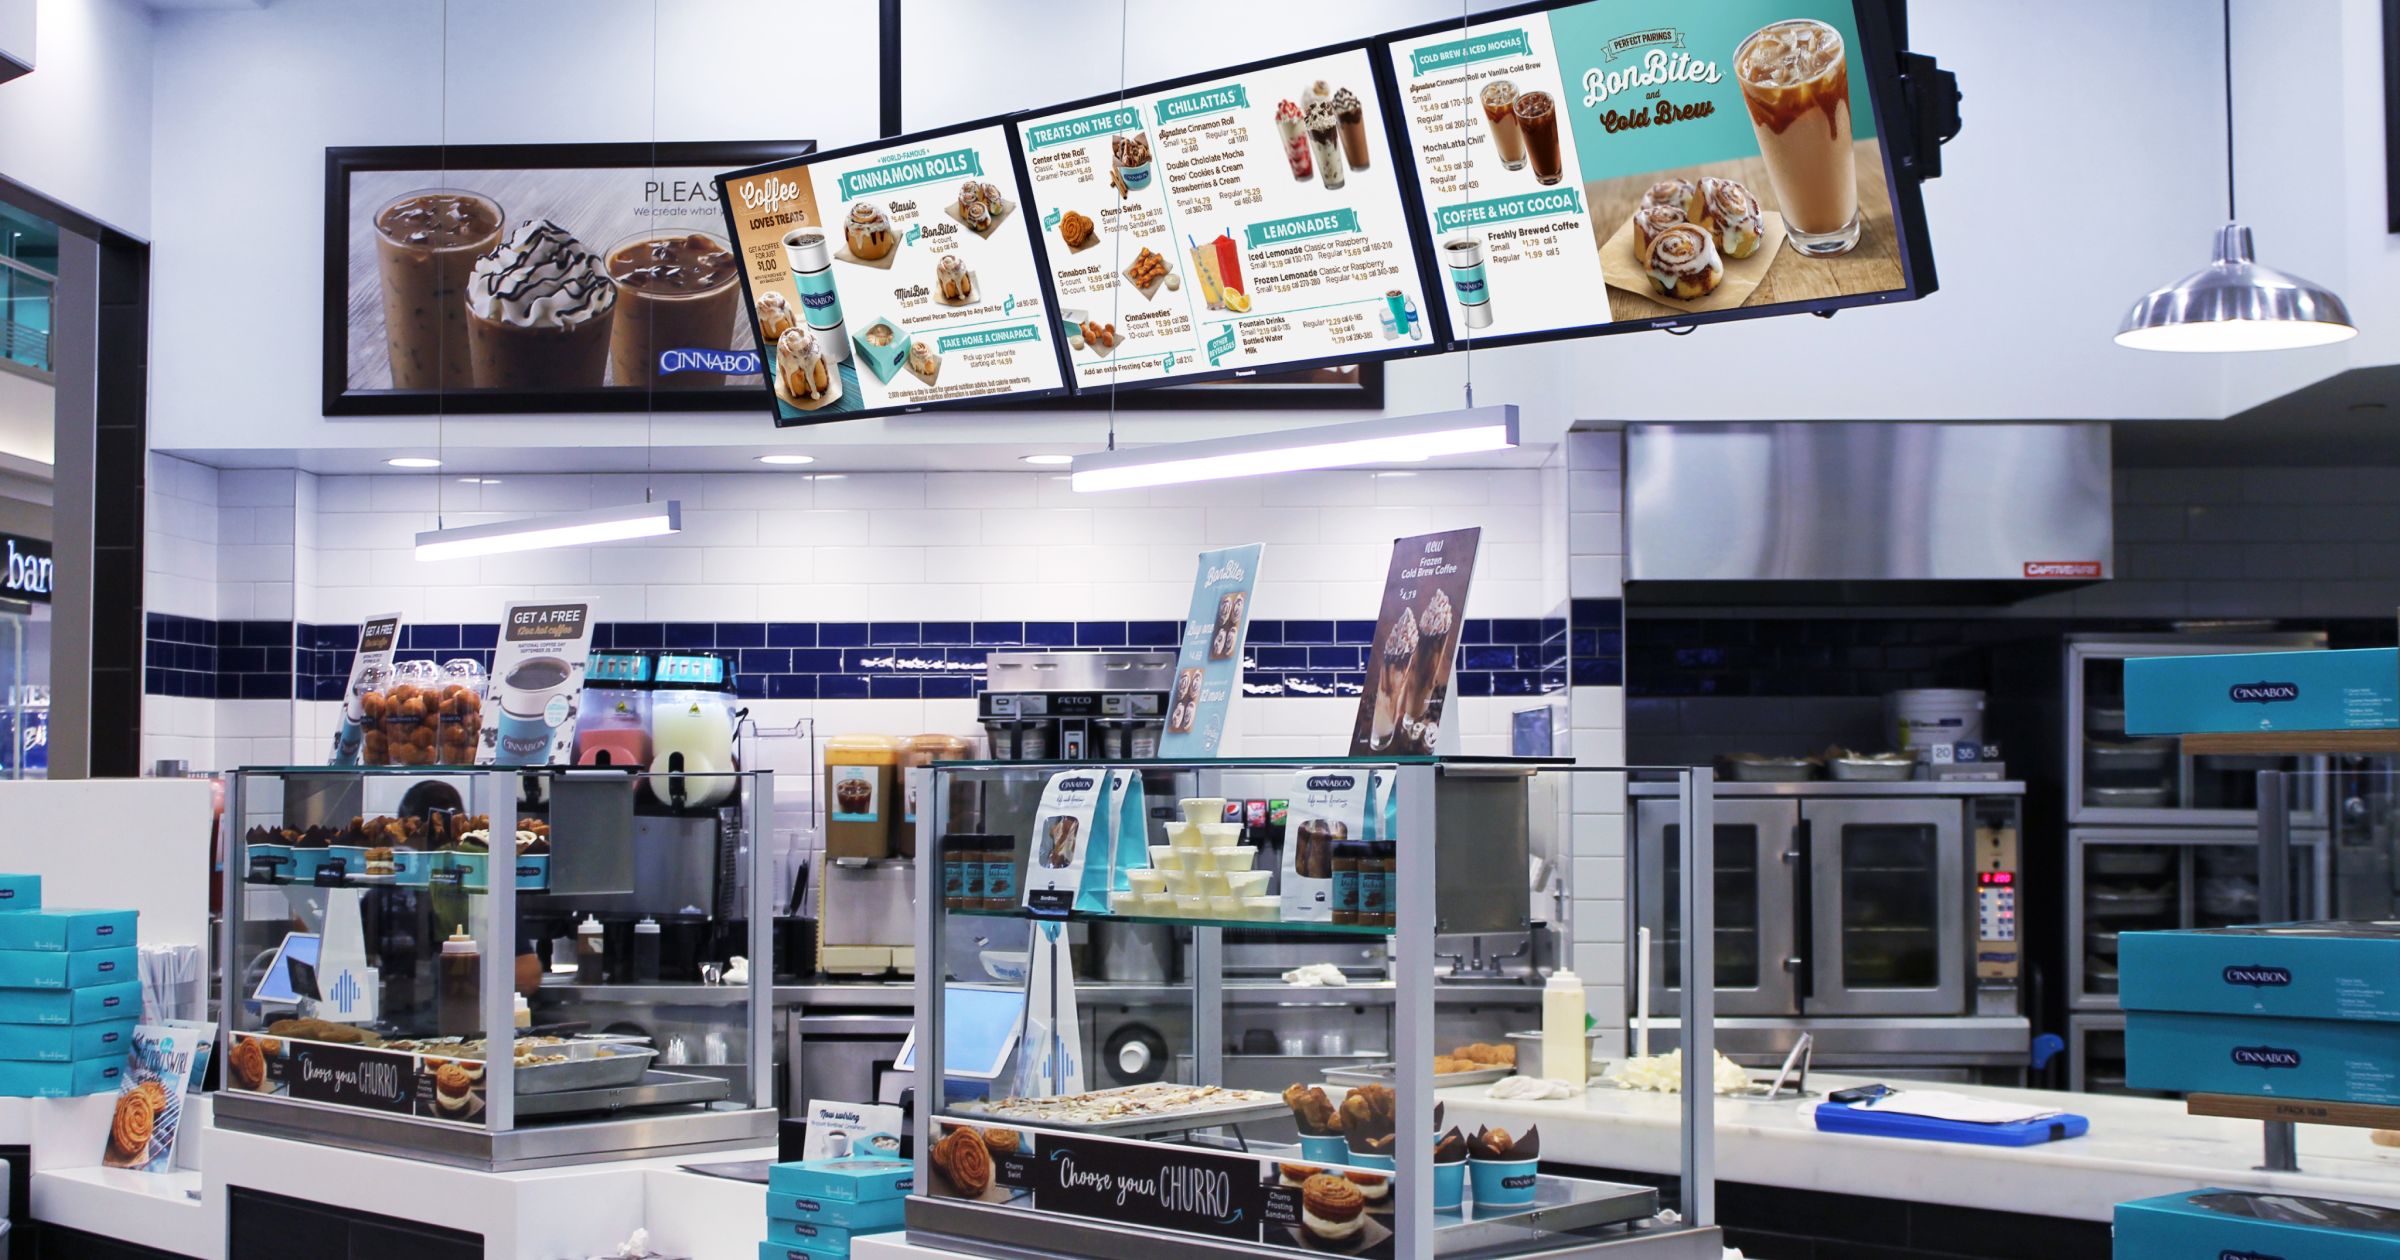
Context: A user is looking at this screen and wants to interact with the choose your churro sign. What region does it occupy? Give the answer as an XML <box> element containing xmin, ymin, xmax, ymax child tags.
<box><xmin>1033</xmin><ymin>1133</ymin><xmax>1264</xmax><ymax>1241</ymax></box>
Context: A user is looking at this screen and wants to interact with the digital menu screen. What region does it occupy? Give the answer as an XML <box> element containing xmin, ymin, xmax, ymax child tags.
<box><xmin>1384</xmin><ymin>0</ymin><xmax>1920</xmax><ymax>345</ymax></box>
<box><xmin>1013</xmin><ymin>44</ymin><xmax>1440</xmax><ymax>392</ymax></box>
<box><xmin>717</xmin><ymin>123</ymin><xmax>1069</xmax><ymax>423</ymax></box>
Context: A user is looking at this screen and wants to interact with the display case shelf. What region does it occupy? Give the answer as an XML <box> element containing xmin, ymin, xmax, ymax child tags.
<box><xmin>949</xmin><ymin>906</ymin><xmax>1394</xmax><ymax>935</ymax></box>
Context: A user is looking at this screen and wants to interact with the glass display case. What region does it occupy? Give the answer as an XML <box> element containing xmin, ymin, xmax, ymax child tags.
<box><xmin>907</xmin><ymin>757</ymin><xmax>1726</xmax><ymax>1260</ymax></box>
<box><xmin>215</xmin><ymin>765</ymin><xmax>777</xmax><ymax>1170</ymax></box>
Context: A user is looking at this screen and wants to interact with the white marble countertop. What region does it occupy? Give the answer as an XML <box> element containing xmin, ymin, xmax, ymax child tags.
<box><xmin>1442</xmin><ymin>1072</ymin><xmax>2400</xmax><ymax>1222</ymax></box>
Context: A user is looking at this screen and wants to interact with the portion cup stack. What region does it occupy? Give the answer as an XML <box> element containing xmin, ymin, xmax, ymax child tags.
<box><xmin>1120</xmin><ymin>798</ymin><xmax>1276</xmax><ymax>921</ymax></box>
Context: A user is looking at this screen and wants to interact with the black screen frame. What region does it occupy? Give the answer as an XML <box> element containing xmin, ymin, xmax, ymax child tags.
<box><xmin>323</xmin><ymin>140</ymin><xmax>815</xmax><ymax>417</ymax></box>
<box><xmin>1006</xmin><ymin>34</ymin><xmax>1454</xmax><ymax>400</ymax></box>
<box><xmin>715</xmin><ymin>113</ymin><xmax>1076</xmax><ymax>427</ymax></box>
<box><xmin>1375</xmin><ymin>0</ymin><xmax>1935</xmax><ymax>352</ymax></box>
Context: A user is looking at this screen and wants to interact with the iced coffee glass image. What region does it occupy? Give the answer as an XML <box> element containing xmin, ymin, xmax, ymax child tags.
<box><xmin>1736</xmin><ymin>18</ymin><xmax>1860</xmax><ymax>256</ymax></box>
<box><xmin>374</xmin><ymin>189</ymin><xmax>504</xmax><ymax>390</ymax></box>
<box><xmin>1369</xmin><ymin>605</ymin><xmax>1418</xmax><ymax>751</ymax></box>
<box><xmin>1404</xmin><ymin>588</ymin><xmax>1456</xmax><ymax>742</ymax></box>
<box><xmin>465</xmin><ymin>219</ymin><xmax>618</xmax><ymax>389</ymax></box>
<box><xmin>606</xmin><ymin>230</ymin><xmax>743</xmax><ymax>389</ymax></box>
<box><xmin>1479</xmin><ymin>81</ymin><xmax>1526</xmax><ymax>171</ymax></box>
<box><xmin>1514</xmin><ymin>91</ymin><xmax>1563</xmax><ymax>187</ymax></box>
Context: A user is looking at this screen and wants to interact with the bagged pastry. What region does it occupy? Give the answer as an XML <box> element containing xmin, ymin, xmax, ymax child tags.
<box><xmin>1282</xmin><ymin>768</ymin><xmax>1368</xmax><ymax>922</ymax></box>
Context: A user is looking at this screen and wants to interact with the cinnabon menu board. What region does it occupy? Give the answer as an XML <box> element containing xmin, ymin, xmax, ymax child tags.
<box><xmin>717</xmin><ymin>123</ymin><xmax>1068</xmax><ymax>423</ymax></box>
<box><xmin>1012</xmin><ymin>43</ymin><xmax>1440</xmax><ymax>392</ymax></box>
<box><xmin>1383</xmin><ymin>0</ymin><xmax>1924</xmax><ymax>345</ymax></box>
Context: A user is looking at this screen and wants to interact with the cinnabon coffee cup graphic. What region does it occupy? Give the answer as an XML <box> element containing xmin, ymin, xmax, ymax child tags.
<box><xmin>494</xmin><ymin>656</ymin><xmax>576</xmax><ymax>762</ymax></box>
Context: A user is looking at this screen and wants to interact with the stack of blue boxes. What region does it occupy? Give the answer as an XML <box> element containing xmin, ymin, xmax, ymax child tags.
<box><xmin>2116</xmin><ymin>922</ymin><xmax>2400</xmax><ymax>1257</ymax></box>
<box><xmin>761</xmin><ymin>1156</ymin><xmax>912</xmax><ymax>1260</ymax></box>
<box><xmin>0</xmin><ymin>876</ymin><xmax>141</xmax><ymax>1097</ymax></box>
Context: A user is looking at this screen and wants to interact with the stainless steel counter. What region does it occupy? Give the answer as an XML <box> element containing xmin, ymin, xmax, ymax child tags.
<box><xmin>536</xmin><ymin>979</ymin><xmax>1543</xmax><ymax>1008</ymax></box>
<box><xmin>1628</xmin><ymin>780</ymin><xmax>2024</xmax><ymax>797</ymax></box>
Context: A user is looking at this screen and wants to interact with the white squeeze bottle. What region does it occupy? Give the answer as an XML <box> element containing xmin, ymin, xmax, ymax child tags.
<box><xmin>1543</xmin><ymin>970</ymin><xmax>1587</xmax><ymax>1084</ymax></box>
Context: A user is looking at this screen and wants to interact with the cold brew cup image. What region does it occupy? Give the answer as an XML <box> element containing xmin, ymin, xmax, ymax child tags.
<box><xmin>1479</xmin><ymin>81</ymin><xmax>1526</xmax><ymax>171</ymax></box>
<box><xmin>1305</xmin><ymin>99</ymin><xmax>1347</xmax><ymax>191</ymax></box>
<box><xmin>1370</xmin><ymin>605</ymin><xmax>1418</xmax><ymax>751</ymax></box>
<box><xmin>1513</xmin><ymin>90</ymin><xmax>1563</xmax><ymax>187</ymax></box>
<box><xmin>375</xmin><ymin>189</ymin><xmax>504</xmax><ymax>390</ymax></box>
<box><xmin>465</xmin><ymin>220</ymin><xmax>617</xmax><ymax>389</ymax></box>
<box><xmin>605</xmin><ymin>230</ymin><xmax>742</xmax><ymax>388</ymax></box>
<box><xmin>1332</xmin><ymin>87</ymin><xmax>1371</xmax><ymax>171</ymax></box>
<box><xmin>1405</xmin><ymin>587</ymin><xmax>1456</xmax><ymax>741</ymax></box>
<box><xmin>1736</xmin><ymin>17</ymin><xmax>1860</xmax><ymax>256</ymax></box>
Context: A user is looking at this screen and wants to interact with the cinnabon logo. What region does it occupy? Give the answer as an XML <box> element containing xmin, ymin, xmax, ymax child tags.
<box><xmin>2223</xmin><ymin>965</ymin><xmax>2292</xmax><ymax>987</ymax></box>
<box><xmin>2024</xmin><ymin>562</ymin><xmax>2102</xmax><ymax>578</ymax></box>
<box><xmin>2230</xmin><ymin>1045</ymin><xmax>2301</xmax><ymax>1069</ymax></box>
<box><xmin>1058</xmin><ymin>776</ymin><xmax>1096</xmax><ymax>792</ymax></box>
<box><xmin>1306</xmin><ymin>775</ymin><xmax>1357</xmax><ymax>791</ymax></box>
<box><xmin>2231</xmin><ymin>682</ymin><xmax>2300</xmax><ymax>704</ymax></box>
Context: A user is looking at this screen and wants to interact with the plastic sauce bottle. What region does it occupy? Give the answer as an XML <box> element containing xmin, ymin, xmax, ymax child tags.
<box><xmin>1543</xmin><ymin>969</ymin><xmax>1588</xmax><ymax>1084</ymax></box>
<box><xmin>576</xmin><ymin>915</ymin><xmax>605</xmax><ymax>984</ymax></box>
<box><xmin>438</xmin><ymin>928</ymin><xmax>481</xmax><ymax>1037</ymax></box>
<box><xmin>633</xmin><ymin>917</ymin><xmax>662</xmax><ymax>983</ymax></box>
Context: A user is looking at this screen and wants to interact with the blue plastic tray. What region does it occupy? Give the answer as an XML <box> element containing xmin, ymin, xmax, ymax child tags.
<box><xmin>1812</xmin><ymin>1101</ymin><xmax>2089</xmax><ymax>1147</ymax></box>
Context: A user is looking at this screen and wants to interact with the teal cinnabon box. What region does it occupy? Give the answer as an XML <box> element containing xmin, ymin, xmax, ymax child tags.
<box><xmin>768</xmin><ymin>1217</ymin><xmax>880</xmax><ymax>1251</ymax></box>
<box><xmin>0</xmin><ymin>947</ymin><xmax>138</xmax><ymax>990</ymax></box>
<box><xmin>0</xmin><ymin>980</ymin><xmax>143</xmax><ymax>1026</ymax></box>
<box><xmin>0</xmin><ymin>1054</ymin><xmax>122</xmax><ymax>1097</ymax></box>
<box><xmin>0</xmin><ymin>908</ymin><xmax>136</xmax><ymax>952</ymax></box>
<box><xmin>766</xmin><ymin>1157</ymin><xmax>914</xmax><ymax>1203</ymax></box>
<box><xmin>2126</xmin><ymin>1009</ymin><xmax>2400</xmax><ymax>1103</ymax></box>
<box><xmin>2115</xmin><ymin>1188</ymin><xmax>2400</xmax><ymax>1259</ymax></box>
<box><xmin>2125</xmin><ymin>646</ymin><xmax>2399</xmax><ymax>734</ymax></box>
<box><xmin>2119</xmin><ymin>922</ymin><xmax>2400</xmax><ymax>1022</ymax></box>
<box><xmin>0</xmin><ymin>1019</ymin><xmax>134</xmax><ymax>1061</ymax></box>
<box><xmin>0</xmin><ymin>874</ymin><xmax>41</xmax><ymax>911</ymax></box>
<box><xmin>760</xmin><ymin>1241</ymin><xmax>847</xmax><ymax>1260</ymax></box>
<box><xmin>766</xmin><ymin>1192</ymin><xmax>907</xmax><ymax>1229</ymax></box>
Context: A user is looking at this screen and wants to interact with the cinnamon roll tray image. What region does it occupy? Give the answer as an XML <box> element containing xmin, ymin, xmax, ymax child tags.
<box><xmin>1589</xmin><ymin>145</ymin><xmax>1904</xmax><ymax>320</ymax></box>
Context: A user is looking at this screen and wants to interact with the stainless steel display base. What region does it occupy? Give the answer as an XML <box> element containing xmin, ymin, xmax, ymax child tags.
<box><xmin>1634</xmin><ymin>1016</ymin><xmax>2030</xmax><ymax>1068</ymax></box>
<box><xmin>214</xmin><ymin>1091</ymin><xmax>775</xmax><ymax>1172</ymax></box>
<box><xmin>514</xmin><ymin>1069</ymin><xmax>733</xmax><ymax>1118</ymax></box>
<box><xmin>908</xmin><ymin>1195</ymin><xmax>1717</xmax><ymax>1260</ymax></box>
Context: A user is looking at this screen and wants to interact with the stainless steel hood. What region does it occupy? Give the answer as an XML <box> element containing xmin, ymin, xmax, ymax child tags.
<box><xmin>1626</xmin><ymin>422</ymin><xmax>2112</xmax><ymax>605</ymax></box>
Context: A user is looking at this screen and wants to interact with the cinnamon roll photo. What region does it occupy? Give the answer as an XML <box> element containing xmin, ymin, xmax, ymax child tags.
<box><xmin>1645</xmin><ymin>224</ymin><xmax>1724</xmax><ymax>300</ymax></box>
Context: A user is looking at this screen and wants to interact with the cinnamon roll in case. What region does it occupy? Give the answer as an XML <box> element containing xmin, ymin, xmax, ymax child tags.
<box><xmin>1645</xmin><ymin>223</ymin><xmax>1724</xmax><ymax>300</ymax></box>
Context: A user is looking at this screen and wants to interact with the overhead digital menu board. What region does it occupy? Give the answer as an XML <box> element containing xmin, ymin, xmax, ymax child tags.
<box><xmin>717</xmin><ymin>122</ymin><xmax>1069</xmax><ymax>423</ymax></box>
<box><xmin>1013</xmin><ymin>44</ymin><xmax>1441</xmax><ymax>393</ymax></box>
<box><xmin>1384</xmin><ymin>0</ymin><xmax>1925</xmax><ymax>345</ymax></box>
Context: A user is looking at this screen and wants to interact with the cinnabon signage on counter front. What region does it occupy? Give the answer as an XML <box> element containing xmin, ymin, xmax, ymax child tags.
<box><xmin>717</xmin><ymin>123</ymin><xmax>1069</xmax><ymax>424</ymax></box>
<box><xmin>1383</xmin><ymin>0</ymin><xmax>1915</xmax><ymax>345</ymax></box>
<box><xmin>1011</xmin><ymin>42</ymin><xmax>1440</xmax><ymax>392</ymax></box>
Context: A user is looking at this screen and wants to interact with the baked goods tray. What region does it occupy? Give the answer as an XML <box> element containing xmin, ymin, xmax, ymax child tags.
<box><xmin>1323</xmin><ymin>1061</ymin><xmax>1513</xmax><ymax>1088</ymax></box>
<box><xmin>513</xmin><ymin>1068</ymin><xmax>729</xmax><ymax>1117</ymax></box>
<box><xmin>517</xmin><ymin>1045</ymin><xmax>658</xmax><ymax>1095</ymax></box>
<box><xmin>953</xmin><ymin>1090</ymin><xmax>1288</xmax><ymax>1136</ymax></box>
<box><xmin>1435</xmin><ymin>1174</ymin><xmax>1659</xmax><ymax>1243</ymax></box>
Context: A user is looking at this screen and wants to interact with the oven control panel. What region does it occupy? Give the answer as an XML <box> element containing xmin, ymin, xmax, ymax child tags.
<box><xmin>1973</xmin><ymin>799</ymin><xmax>2021</xmax><ymax>980</ymax></box>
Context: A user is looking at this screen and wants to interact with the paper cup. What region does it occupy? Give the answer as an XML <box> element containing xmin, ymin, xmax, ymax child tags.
<box><xmin>1469</xmin><ymin>1156</ymin><xmax>1539</xmax><ymax>1207</ymax></box>
<box><xmin>1207</xmin><ymin>894</ymin><xmax>1241</xmax><ymax>918</ymax></box>
<box><xmin>1149</xmin><ymin>845</ymin><xmax>1182</xmax><ymax>870</ymax></box>
<box><xmin>1179</xmin><ymin>798</ymin><xmax>1226</xmax><ymax>824</ymax></box>
<box><xmin>1210</xmin><ymin>847</ymin><xmax>1256</xmax><ymax>871</ymax></box>
<box><xmin>1226</xmin><ymin>871</ymin><xmax>1272</xmax><ymax>898</ymax></box>
<box><xmin>1434</xmin><ymin>1161</ymin><xmax>1466</xmax><ymax>1211</ymax></box>
<box><xmin>1126</xmin><ymin>870</ymin><xmax>1169</xmax><ymax>895</ymax></box>
<box><xmin>1299</xmin><ymin>1134</ymin><xmax>1348</xmax><ymax>1162</ymax></box>
<box><xmin>1343</xmin><ymin>1147</ymin><xmax>1395</xmax><ymax>1171</ymax></box>
<box><xmin>1164</xmin><ymin>870</ymin><xmax>1202</xmax><ymax>895</ymax></box>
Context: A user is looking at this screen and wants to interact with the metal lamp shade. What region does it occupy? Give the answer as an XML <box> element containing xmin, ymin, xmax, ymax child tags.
<box><xmin>2116</xmin><ymin>224</ymin><xmax>2356</xmax><ymax>352</ymax></box>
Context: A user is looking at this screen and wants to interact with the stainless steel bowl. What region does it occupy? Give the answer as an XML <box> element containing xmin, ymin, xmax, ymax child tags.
<box><xmin>2088</xmin><ymin>786</ymin><xmax>2173</xmax><ymax>808</ymax></box>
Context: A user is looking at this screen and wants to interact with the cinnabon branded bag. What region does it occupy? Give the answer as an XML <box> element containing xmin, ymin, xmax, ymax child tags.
<box><xmin>1023</xmin><ymin>768</ymin><xmax>1110</xmax><ymax>916</ymax></box>
<box><xmin>1282</xmin><ymin>768</ymin><xmax>1370</xmax><ymax>922</ymax></box>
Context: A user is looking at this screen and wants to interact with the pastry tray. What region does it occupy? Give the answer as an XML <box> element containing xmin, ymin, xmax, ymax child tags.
<box><xmin>1323</xmin><ymin>1061</ymin><xmax>1513</xmax><ymax>1088</ymax></box>
<box><xmin>952</xmin><ymin>1085</ymin><xmax>1288</xmax><ymax>1136</ymax></box>
<box><xmin>516</xmin><ymin>1044</ymin><xmax>658</xmax><ymax>1094</ymax></box>
<box><xmin>513</xmin><ymin>1068</ymin><xmax>731</xmax><ymax>1117</ymax></box>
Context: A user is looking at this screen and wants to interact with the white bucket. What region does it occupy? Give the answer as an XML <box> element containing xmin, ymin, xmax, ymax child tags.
<box><xmin>1887</xmin><ymin>689</ymin><xmax>1986</xmax><ymax>754</ymax></box>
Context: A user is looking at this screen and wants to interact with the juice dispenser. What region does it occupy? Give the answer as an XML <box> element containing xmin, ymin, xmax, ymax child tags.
<box><xmin>645</xmin><ymin>652</ymin><xmax>739</xmax><ymax>810</ymax></box>
<box><xmin>824</xmin><ymin>734</ymin><xmax>900</xmax><ymax>859</ymax></box>
<box><xmin>577</xmin><ymin>651</ymin><xmax>653</xmax><ymax>768</ymax></box>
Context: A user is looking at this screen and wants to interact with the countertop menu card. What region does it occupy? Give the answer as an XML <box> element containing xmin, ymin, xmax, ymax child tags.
<box><xmin>1384</xmin><ymin>1</ymin><xmax>1907</xmax><ymax>342</ymax></box>
<box><xmin>1014</xmin><ymin>45</ymin><xmax>1435</xmax><ymax>391</ymax></box>
<box><xmin>1350</xmin><ymin>528</ymin><xmax>1479</xmax><ymax>756</ymax></box>
<box><xmin>718</xmin><ymin>124</ymin><xmax>1068</xmax><ymax>423</ymax></box>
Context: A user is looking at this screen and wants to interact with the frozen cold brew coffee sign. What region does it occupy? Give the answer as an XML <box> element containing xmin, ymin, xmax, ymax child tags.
<box><xmin>1384</xmin><ymin>0</ymin><xmax>1923</xmax><ymax>345</ymax></box>
<box><xmin>325</xmin><ymin>141</ymin><xmax>814</xmax><ymax>415</ymax></box>
<box><xmin>1349</xmin><ymin>529</ymin><xmax>1478</xmax><ymax>757</ymax></box>
<box><xmin>477</xmin><ymin>601</ymin><xmax>593</xmax><ymax>766</ymax></box>
<box><xmin>716</xmin><ymin>122</ymin><xmax>1069</xmax><ymax>425</ymax></box>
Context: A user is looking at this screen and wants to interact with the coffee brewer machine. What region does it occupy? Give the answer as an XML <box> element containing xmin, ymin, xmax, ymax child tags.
<box><xmin>977</xmin><ymin>651</ymin><xmax>1175</xmax><ymax>761</ymax></box>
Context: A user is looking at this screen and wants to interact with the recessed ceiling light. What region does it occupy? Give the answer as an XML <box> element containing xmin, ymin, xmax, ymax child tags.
<box><xmin>387</xmin><ymin>457</ymin><xmax>442</xmax><ymax>468</ymax></box>
<box><xmin>457</xmin><ymin>477</ymin><xmax>504</xmax><ymax>484</ymax></box>
<box><xmin>757</xmin><ymin>454</ymin><xmax>816</xmax><ymax>465</ymax></box>
<box><xmin>1020</xmin><ymin>454</ymin><xmax>1075</xmax><ymax>466</ymax></box>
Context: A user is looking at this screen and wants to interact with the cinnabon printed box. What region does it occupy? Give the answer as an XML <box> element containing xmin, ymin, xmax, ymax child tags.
<box><xmin>2120</xmin><ymin>922</ymin><xmax>2400</xmax><ymax>1024</ymax></box>
<box><xmin>0</xmin><ymin>908</ymin><xmax>136</xmax><ymax>952</ymax></box>
<box><xmin>2124</xmin><ymin>647</ymin><xmax>2398</xmax><ymax>735</ymax></box>
<box><xmin>0</xmin><ymin>980</ymin><xmax>143</xmax><ymax>1026</ymax></box>
<box><xmin>2126</xmin><ymin>1009</ymin><xmax>2400</xmax><ymax>1103</ymax></box>
<box><xmin>767</xmin><ymin>1157</ymin><xmax>915</xmax><ymax>1203</ymax></box>
<box><xmin>0</xmin><ymin>946</ymin><xmax>137</xmax><ymax>989</ymax></box>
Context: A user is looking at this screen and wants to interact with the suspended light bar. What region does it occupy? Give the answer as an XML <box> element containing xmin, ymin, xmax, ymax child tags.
<box><xmin>1071</xmin><ymin>406</ymin><xmax>1518</xmax><ymax>493</ymax></box>
<box><xmin>416</xmin><ymin>500</ymin><xmax>681</xmax><ymax>562</ymax></box>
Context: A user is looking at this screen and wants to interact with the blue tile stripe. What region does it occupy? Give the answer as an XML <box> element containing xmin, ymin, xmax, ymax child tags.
<box><xmin>146</xmin><ymin>616</ymin><xmax>1567</xmax><ymax>702</ymax></box>
<box><xmin>1569</xmin><ymin>598</ymin><xmax>1625</xmax><ymax>689</ymax></box>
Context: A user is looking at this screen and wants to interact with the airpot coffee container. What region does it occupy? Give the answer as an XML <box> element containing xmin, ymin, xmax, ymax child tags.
<box><xmin>825</xmin><ymin>734</ymin><xmax>900</xmax><ymax>859</ymax></box>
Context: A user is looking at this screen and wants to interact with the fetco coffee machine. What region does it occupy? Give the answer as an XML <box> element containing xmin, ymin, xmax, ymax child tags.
<box><xmin>977</xmin><ymin>650</ymin><xmax>1175</xmax><ymax>761</ymax></box>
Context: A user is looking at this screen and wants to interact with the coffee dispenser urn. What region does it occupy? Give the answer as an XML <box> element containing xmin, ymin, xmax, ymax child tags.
<box><xmin>576</xmin><ymin>651</ymin><xmax>654</xmax><ymax>768</ymax></box>
<box><xmin>977</xmin><ymin>651</ymin><xmax>1174</xmax><ymax>761</ymax></box>
<box><xmin>645</xmin><ymin>652</ymin><xmax>739</xmax><ymax>810</ymax></box>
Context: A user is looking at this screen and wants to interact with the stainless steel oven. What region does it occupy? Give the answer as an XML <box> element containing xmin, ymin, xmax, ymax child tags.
<box><xmin>1630</xmin><ymin>781</ymin><xmax>2024</xmax><ymax>1073</ymax></box>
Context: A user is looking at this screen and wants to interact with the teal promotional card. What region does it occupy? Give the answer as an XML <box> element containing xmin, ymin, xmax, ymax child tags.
<box><xmin>1159</xmin><ymin>544</ymin><xmax>1264</xmax><ymax>759</ymax></box>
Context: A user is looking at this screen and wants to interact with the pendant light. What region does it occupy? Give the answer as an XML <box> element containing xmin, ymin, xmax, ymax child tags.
<box><xmin>2116</xmin><ymin>0</ymin><xmax>2353</xmax><ymax>352</ymax></box>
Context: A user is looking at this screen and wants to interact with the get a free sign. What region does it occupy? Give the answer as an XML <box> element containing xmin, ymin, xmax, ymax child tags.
<box><xmin>1034</xmin><ymin>1132</ymin><xmax>1262</xmax><ymax>1241</ymax></box>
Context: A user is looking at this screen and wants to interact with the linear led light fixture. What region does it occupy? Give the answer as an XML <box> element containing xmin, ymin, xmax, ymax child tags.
<box><xmin>1070</xmin><ymin>405</ymin><xmax>1518</xmax><ymax>493</ymax></box>
<box><xmin>416</xmin><ymin>500</ymin><xmax>681</xmax><ymax>562</ymax></box>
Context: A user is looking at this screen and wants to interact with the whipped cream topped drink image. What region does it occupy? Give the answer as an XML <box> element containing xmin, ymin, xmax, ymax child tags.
<box><xmin>1736</xmin><ymin>18</ymin><xmax>1860</xmax><ymax>255</ymax></box>
<box><xmin>606</xmin><ymin>231</ymin><xmax>741</xmax><ymax>388</ymax></box>
<box><xmin>1369</xmin><ymin>604</ymin><xmax>1417</xmax><ymax>751</ymax></box>
<box><xmin>1332</xmin><ymin>87</ymin><xmax>1371</xmax><ymax>170</ymax></box>
<box><xmin>375</xmin><ymin>189</ymin><xmax>504</xmax><ymax>390</ymax></box>
<box><xmin>1405</xmin><ymin>587</ymin><xmax>1455</xmax><ymax>735</ymax></box>
<box><xmin>465</xmin><ymin>220</ymin><xmax>617</xmax><ymax>388</ymax></box>
<box><xmin>1275</xmin><ymin>99</ymin><xmax>1313</xmax><ymax>181</ymax></box>
<box><xmin>1305</xmin><ymin>99</ymin><xmax>1347</xmax><ymax>191</ymax></box>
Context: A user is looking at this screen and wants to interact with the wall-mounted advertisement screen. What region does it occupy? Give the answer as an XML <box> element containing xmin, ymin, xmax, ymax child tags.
<box><xmin>717</xmin><ymin>122</ymin><xmax>1070</xmax><ymax>424</ymax></box>
<box><xmin>324</xmin><ymin>141</ymin><xmax>812</xmax><ymax>415</ymax></box>
<box><xmin>1383</xmin><ymin>0</ymin><xmax>1925</xmax><ymax>345</ymax></box>
<box><xmin>1012</xmin><ymin>42</ymin><xmax>1443</xmax><ymax>394</ymax></box>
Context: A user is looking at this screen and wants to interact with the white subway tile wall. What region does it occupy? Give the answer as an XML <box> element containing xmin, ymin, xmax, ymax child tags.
<box><xmin>1565</xmin><ymin>428</ymin><xmax>1631</xmax><ymax>1056</ymax></box>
